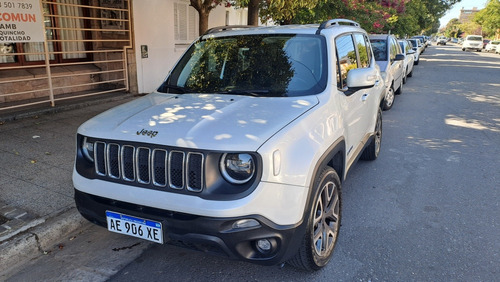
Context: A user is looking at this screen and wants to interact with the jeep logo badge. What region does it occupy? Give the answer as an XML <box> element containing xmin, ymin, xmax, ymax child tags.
<box><xmin>137</xmin><ymin>128</ymin><xmax>158</xmax><ymax>138</ymax></box>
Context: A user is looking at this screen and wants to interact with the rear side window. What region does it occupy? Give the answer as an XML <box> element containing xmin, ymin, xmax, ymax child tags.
<box><xmin>354</xmin><ymin>33</ymin><xmax>370</xmax><ymax>68</ymax></box>
<box><xmin>335</xmin><ymin>34</ymin><xmax>357</xmax><ymax>89</ymax></box>
<box><xmin>389</xmin><ymin>37</ymin><xmax>398</xmax><ymax>61</ymax></box>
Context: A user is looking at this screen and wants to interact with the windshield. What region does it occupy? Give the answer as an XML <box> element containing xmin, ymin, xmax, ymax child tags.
<box><xmin>467</xmin><ymin>36</ymin><xmax>482</xmax><ymax>41</ymax></box>
<box><xmin>370</xmin><ymin>39</ymin><xmax>387</xmax><ymax>61</ymax></box>
<box><xmin>159</xmin><ymin>34</ymin><xmax>328</xmax><ymax>97</ymax></box>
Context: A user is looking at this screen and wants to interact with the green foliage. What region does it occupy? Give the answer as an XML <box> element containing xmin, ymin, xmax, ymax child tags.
<box><xmin>443</xmin><ymin>18</ymin><xmax>462</xmax><ymax>38</ymax></box>
<box><xmin>225</xmin><ymin>0</ymin><xmax>464</xmax><ymax>37</ymax></box>
<box><xmin>473</xmin><ymin>0</ymin><xmax>500</xmax><ymax>38</ymax></box>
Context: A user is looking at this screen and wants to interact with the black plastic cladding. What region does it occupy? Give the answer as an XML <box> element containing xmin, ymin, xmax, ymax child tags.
<box><xmin>75</xmin><ymin>134</ymin><xmax>262</xmax><ymax>201</ymax></box>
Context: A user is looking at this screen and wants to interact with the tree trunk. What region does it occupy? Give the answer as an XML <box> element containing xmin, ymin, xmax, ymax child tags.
<box><xmin>199</xmin><ymin>9</ymin><xmax>209</xmax><ymax>35</ymax></box>
<box><xmin>248</xmin><ymin>0</ymin><xmax>260</xmax><ymax>26</ymax></box>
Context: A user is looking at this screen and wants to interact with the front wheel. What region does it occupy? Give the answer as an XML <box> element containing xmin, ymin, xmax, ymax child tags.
<box><xmin>287</xmin><ymin>167</ymin><xmax>341</xmax><ymax>271</ymax></box>
<box><xmin>382</xmin><ymin>87</ymin><xmax>394</xmax><ymax>111</ymax></box>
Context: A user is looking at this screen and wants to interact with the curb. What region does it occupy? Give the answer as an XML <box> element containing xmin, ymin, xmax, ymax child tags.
<box><xmin>0</xmin><ymin>92</ymin><xmax>136</xmax><ymax>122</ymax></box>
<box><xmin>0</xmin><ymin>208</ymin><xmax>88</xmax><ymax>274</ymax></box>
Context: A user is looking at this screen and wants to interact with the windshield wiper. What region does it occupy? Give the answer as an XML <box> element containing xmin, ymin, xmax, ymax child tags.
<box><xmin>158</xmin><ymin>84</ymin><xmax>189</xmax><ymax>94</ymax></box>
<box><xmin>216</xmin><ymin>89</ymin><xmax>270</xmax><ymax>97</ymax></box>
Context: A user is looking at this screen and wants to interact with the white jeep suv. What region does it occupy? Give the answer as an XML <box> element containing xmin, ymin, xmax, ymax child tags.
<box><xmin>73</xmin><ymin>19</ymin><xmax>385</xmax><ymax>270</ymax></box>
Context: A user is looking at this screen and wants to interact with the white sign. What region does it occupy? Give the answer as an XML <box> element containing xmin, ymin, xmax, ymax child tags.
<box><xmin>0</xmin><ymin>0</ymin><xmax>45</xmax><ymax>42</ymax></box>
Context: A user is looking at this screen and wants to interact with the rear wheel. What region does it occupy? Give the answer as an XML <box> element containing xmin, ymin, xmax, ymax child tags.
<box><xmin>287</xmin><ymin>167</ymin><xmax>341</xmax><ymax>271</ymax></box>
<box><xmin>395</xmin><ymin>78</ymin><xmax>403</xmax><ymax>94</ymax></box>
<box><xmin>361</xmin><ymin>108</ymin><xmax>382</xmax><ymax>161</ymax></box>
<box><xmin>408</xmin><ymin>67</ymin><xmax>413</xmax><ymax>77</ymax></box>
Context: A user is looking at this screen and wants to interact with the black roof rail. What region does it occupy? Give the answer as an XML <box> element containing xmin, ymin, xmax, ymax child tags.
<box><xmin>203</xmin><ymin>25</ymin><xmax>254</xmax><ymax>36</ymax></box>
<box><xmin>316</xmin><ymin>19</ymin><xmax>360</xmax><ymax>34</ymax></box>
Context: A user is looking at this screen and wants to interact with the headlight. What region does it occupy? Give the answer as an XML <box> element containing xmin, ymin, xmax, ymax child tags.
<box><xmin>220</xmin><ymin>153</ymin><xmax>255</xmax><ymax>184</ymax></box>
<box><xmin>82</xmin><ymin>137</ymin><xmax>94</xmax><ymax>162</ymax></box>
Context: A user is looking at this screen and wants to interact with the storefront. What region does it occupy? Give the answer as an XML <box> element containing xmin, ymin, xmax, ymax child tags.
<box><xmin>0</xmin><ymin>0</ymin><xmax>247</xmax><ymax>112</ymax></box>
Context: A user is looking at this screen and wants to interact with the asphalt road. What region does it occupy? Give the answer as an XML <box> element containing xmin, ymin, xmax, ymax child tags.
<box><xmin>5</xmin><ymin>44</ymin><xmax>500</xmax><ymax>281</ymax></box>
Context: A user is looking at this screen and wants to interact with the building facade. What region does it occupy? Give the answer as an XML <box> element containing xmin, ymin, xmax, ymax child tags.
<box><xmin>458</xmin><ymin>7</ymin><xmax>480</xmax><ymax>23</ymax></box>
<box><xmin>0</xmin><ymin>0</ymin><xmax>248</xmax><ymax>112</ymax></box>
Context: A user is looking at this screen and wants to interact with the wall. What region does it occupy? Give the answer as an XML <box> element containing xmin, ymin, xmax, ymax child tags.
<box><xmin>132</xmin><ymin>1</ymin><xmax>248</xmax><ymax>94</ymax></box>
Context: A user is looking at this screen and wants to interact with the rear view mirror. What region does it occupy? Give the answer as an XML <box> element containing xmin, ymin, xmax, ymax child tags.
<box><xmin>395</xmin><ymin>54</ymin><xmax>405</xmax><ymax>61</ymax></box>
<box><xmin>346</xmin><ymin>67</ymin><xmax>379</xmax><ymax>88</ymax></box>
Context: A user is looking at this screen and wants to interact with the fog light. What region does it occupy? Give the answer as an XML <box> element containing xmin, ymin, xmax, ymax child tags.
<box><xmin>256</xmin><ymin>239</ymin><xmax>272</xmax><ymax>253</ymax></box>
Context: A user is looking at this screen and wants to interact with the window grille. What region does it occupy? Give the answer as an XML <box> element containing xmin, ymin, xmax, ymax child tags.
<box><xmin>0</xmin><ymin>0</ymin><xmax>132</xmax><ymax>112</ymax></box>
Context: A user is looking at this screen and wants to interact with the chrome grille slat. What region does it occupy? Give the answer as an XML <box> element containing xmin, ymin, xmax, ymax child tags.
<box><xmin>107</xmin><ymin>143</ymin><xmax>120</xmax><ymax>179</ymax></box>
<box><xmin>169</xmin><ymin>151</ymin><xmax>185</xmax><ymax>189</ymax></box>
<box><xmin>152</xmin><ymin>149</ymin><xmax>167</xmax><ymax>187</ymax></box>
<box><xmin>95</xmin><ymin>141</ymin><xmax>106</xmax><ymax>176</ymax></box>
<box><xmin>136</xmin><ymin>147</ymin><xmax>151</xmax><ymax>184</ymax></box>
<box><xmin>121</xmin><ymin>145</ymin><xmax>135</xmax><ymax>181</ymax></box>
<box><xmin>187</xmin><ymin>152</ymin><xmax>204</xmax><ymax>192</ymax></box>
<box><xmin>93</xmin><ymin>141</ymin><xmax>204</xmax><ymax>193</ymax></box>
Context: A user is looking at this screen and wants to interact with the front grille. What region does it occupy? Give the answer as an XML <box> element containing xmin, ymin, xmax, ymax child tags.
<box><xmin>93</xmin><ymin>141</ymin><xmax>204</xmax><ymax>192</ymax></box>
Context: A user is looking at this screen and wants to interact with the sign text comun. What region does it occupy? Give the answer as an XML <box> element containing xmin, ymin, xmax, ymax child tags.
<box><xmin>0</xmin><ymin>0</ymin><xmax>44</xmax><ymax>43</ymax></box>
<box><xmin>0</xmin><ymin>12</ymin><xmax>37</xmax><ymax>22</ymax></box>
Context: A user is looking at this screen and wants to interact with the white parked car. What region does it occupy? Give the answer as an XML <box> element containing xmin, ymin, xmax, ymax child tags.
<box><xmin>437</xmin><ymin>36</ymin><xmax>447</xmax><ymax>45</ymax></box>
<box><xmin>398</xmin><ymin>39</ymin><xmax>415</xmax><ymax>84</ymax></box>
<box><xmin>73</xmin><ymin>19</ymin><xmax>386</xmax><ymax>270</ymax></box>
<box><xmin>370</xmin><ymin>34</ymin><xmax>405</xmax><ymax>110</ymax></box>
<box><xmin>485</xmin><ymin>40</ymin><xmax>500</xmax><ymax>52</ymax></box>
<box><xmin>408</xmin><ymin>38</ymin><xmax>423</xmax><ymax>65</ymax></box>
<box><xmin>496</xmin><ymin>44</ymin><xmax>500</xmax><ymax>54</ymax></box>
<box><xmin>462</xmin><ymin>35</ymin><xmax>483</xmax><ymax>52</ymax></box>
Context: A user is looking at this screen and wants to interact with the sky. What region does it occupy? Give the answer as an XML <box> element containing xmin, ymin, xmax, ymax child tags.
<box><xmin>439</xmin><ymin>0</ymin><xmax>488</xmax><ymax>27</ymax></box>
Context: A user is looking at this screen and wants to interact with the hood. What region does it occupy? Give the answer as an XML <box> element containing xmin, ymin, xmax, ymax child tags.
<box><xmin>78</xmin><ymin>92</ymin><xmax>318</xmax><ymax>151</ymax></box>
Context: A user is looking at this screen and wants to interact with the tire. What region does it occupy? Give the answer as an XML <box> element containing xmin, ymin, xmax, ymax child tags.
<box><xmin>287</xmin><ymin>167</ymin><xmax>341</xmax><ymax>271</ymax></box>
<box><xmin>407</xmin><ymin>67</ymin><xmax>413</xmax><ymax>77</ymax></box>
<box><xmin>414</xmin><ymin>59</ymin><xmax>419</xmax><ymax>65</ymax></box>
<box><xmin>382</xmin><ymin>86</ymin><xmax>394</xmax><ymax>111</ymax></box>
<box><xmin>395</xmin><ymin>77</ymin><xmax>403</xmax><ymax>95</ymax></box>
<box><xmin>462</xmin><ymin>48</ymin><xmax>465</xmax><ymax>51</ymax></box>
<box><xmin>361</xmin><ymin>108</ymin><xmax>382</xmax><ymax>161</ymax></box>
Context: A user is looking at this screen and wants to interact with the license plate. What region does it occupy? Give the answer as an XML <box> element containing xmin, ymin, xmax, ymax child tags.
<box><xmin>106</xmin><ymin>211</ymin><xmax>163</xmax><ymax>244</ymax></box>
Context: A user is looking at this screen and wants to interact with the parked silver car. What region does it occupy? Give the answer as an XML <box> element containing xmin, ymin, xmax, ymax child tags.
<box><xmin>398</xmin><ymin>39</ymin><xmax>415</xmax><ymax>84</ymax></box>
<box><xmin>369</xmin><ymin>34</ymin><xmax>405</xmax><ymax>110</ymax></box>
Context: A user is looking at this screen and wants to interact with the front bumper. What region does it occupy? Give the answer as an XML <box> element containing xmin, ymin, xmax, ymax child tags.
<box><xmin>75</xmin><ymin>189</ymin><xmax>307</xmax><ymax>265</ymax></box>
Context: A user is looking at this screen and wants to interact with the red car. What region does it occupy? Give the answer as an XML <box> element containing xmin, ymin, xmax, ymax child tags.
<box><xmin>483</xmin><ymin>39</ymin><xmax>490</xmax><ymax>49</ymax></box>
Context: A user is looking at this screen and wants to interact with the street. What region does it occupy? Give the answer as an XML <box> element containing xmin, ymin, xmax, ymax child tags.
<box><xmin>4</xmin><ymin>44</ymin><xmax>500</xmax><ymax>281</ymax></box>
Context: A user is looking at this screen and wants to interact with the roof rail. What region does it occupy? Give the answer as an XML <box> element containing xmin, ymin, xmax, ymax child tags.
<box><xmin>316</xmin><ymin>19</ymin><xmax>360</xmax><ymax>34</ymax></box>
<box><xmin>203</xmin><ymin>25</ymin><xmax>254</xmax><ymax>36</ymax></box>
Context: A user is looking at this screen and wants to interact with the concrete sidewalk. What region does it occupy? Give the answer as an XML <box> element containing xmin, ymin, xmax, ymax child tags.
<box><xmin>0</xmin><ymin>93</ymin><xmax>137</xmax><ymax>273</ymax></box>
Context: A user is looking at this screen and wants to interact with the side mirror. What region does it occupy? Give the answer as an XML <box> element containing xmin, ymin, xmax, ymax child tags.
<box><xmin>346</xmin><ymin>67</ymin><xmax>379</xmax><ymax>89</ymax></box>
<box><xmin>407</xmin><ymin>49</ymin><xmax>415</xmax><ymax>55</ymax></box>
<box><xmin>395</xmin><ymin>54</ymin><xmax>405</xmax><ymax>61</ymax></box>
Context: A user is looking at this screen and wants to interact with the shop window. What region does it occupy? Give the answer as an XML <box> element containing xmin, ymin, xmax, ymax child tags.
<box><xmin>0</xmin><ymin>0</ymin><xmax>89</xmax><ymax>66</ymax></box>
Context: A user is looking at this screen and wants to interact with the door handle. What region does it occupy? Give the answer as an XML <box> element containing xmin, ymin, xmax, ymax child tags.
<box><xmin>362</xmin><ymin>94</ymin><xmax>369</xmax><ymax>102</ymax></box>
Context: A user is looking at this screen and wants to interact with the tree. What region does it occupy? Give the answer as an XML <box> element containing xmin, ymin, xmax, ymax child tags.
<box><xmin>443</xmin><ymin>18</ymin><xmax>462</xmax><ymax>38</ymax></box>
<box><xmin>190</xmin><ymin>0</ymin><xmax>224</xmax><ymax>34</ymax></box>
<box><xmin>260</xmin><ymin>0</ymin><xmax>321</xmax><ymax>25</ymax></box>
<box><xmin>473</xmin><ymin>0</ymin><xmax>500</xmax><ymax>38</ymax></box>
